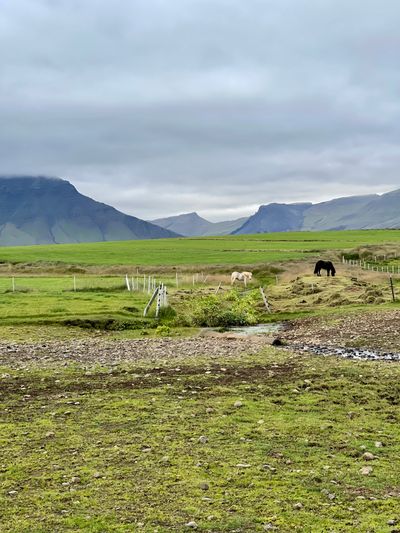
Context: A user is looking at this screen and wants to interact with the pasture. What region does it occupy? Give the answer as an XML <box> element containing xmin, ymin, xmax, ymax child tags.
<box><xmin>0</xmin><ymin>229</ymin><xmax>399</xmax><ymax>267</ymax></box>
<box><xmin>1</xmin><ymin>229</ymin><xmax>400</xmax><ymax>532</ymax></box>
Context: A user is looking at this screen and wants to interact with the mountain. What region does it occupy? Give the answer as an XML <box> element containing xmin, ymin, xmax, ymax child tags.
<box><xmin>233</xmin><ymin>189</ymin><xmax>400</xmax><ymax>234</ymax></box>
<box><xmin>151</xmin><ymin>212</ymin><xmax>247</xmax><ymax>237</ymax></box>
<box><xmin>0</xmin><ymin>176</ymin><xmax>179</xmax><ymax>245</ymax></box>
<box><xmin>232</xmin><ymin>203</ymin><xmax>312</xmax><ymax>234</ymax></box>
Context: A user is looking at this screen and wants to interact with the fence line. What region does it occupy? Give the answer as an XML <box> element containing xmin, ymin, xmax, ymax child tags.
<box><xmin>342</xmin><ymin>257</ymin><xmax>400</xmax><ymax>275</ymax></box>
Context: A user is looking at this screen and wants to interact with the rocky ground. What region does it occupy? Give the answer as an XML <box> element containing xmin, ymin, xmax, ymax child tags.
<box><xmin>1</xmin><ymin>309</ymin><xmax>400</xmax><ymax>369</ymax></box>
<box><xmin>281</xmin><ymin>309</ymin><xmax>400</xmax><ymax>352</ymax></box>
<box><xmin>0</xmin><ymin>334</ymin><xmax>274</xmax><ymax>369</ymax></box>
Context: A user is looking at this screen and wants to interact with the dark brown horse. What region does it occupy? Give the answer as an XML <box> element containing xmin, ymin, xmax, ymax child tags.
<box><xmin>314</xmin><ymin>260</ymin><xmax>336</xmax><ymax>276</ymax></box>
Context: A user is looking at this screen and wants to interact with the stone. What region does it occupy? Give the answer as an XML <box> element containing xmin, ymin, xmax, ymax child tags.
<box><xmin>45</xmin><ymin>431</ymin><xmax>55</xmax><ymax>438</ymax></box>
<box><xmin>360</xmin><ymin>466</ymin><xmax>373</xmax><ymax>475</ymax></box>
<box><xmin>293</xmin><ymin>502</ymin><xmax>303</xmax><ymax>510</ymax></box>
<box><xmin>185</xmin><ymin>521</ymin><xmax>198</xmax><ymax>529</ymax></box>
<box><xmin>71</xmin><ymin>476</ymin><xmax>81</xmax><ymax>484</ymax></box>
<box><xmin>362</xmin><ymin>452</ymin><xmax>375</xmax><ymax>461</ymax></box>
<box><xmin>93</xmin><ymin>472</ymin><xmax>104</xmax><ymax>478</ymax></box>
<box><xmin>199</xmin><ymin>482</ymin><xmax>209</xmax><ymax>491</ymax></box>
<box><xmin>198</xmin><ymin>436</ymin><xmax>208</xmax><ymax>444</ymax></box>
<box><xmin>375</xmin><ymin>441</ymin><xmax>383</xmax><ymax>448</ymax></box>
<box><xmin>234</xmin><ymin>401</ymin><xmax>243</xmax><ymax>408</ymax></box>
<box><xmin>388</xmin><ymin>519</ymin><xmax>397</xmax><ymax>526</ymax></box>
<box><xmin>206</xmin><ymin>408</ymin><xmax>214</xmax><ymax>414</ymax></box>
<box><xmin>236</xmin><ymin>463</ymin><xmax>251</xmax><ymax>468</ymax></box>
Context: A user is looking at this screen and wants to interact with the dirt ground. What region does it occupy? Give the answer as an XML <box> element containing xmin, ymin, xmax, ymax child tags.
<box><xmin>281</xmin><ymin>309</ymin><xmax>400</xmax><ymax>352</ymax></box>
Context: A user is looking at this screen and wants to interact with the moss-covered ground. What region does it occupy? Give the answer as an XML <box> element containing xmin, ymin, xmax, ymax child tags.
<box><xmin>1</xmin><ymin>348</ymin><xmax>399</xmax><ymax>532</ymax></box>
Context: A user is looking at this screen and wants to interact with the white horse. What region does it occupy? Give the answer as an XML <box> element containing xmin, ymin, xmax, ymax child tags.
<box><xmin>231</xmin><ymin>271</ymin><xmax>253</xmax><ymax>287</ymax></box>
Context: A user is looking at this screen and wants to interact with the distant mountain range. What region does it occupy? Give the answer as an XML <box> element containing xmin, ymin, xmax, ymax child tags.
<box><xmin>0</xmin><ymin>176</ymin><xmax>178</xmax><ymax>245</ymax></box>
<box><xmin>0</xmin><ymin>176</ymin><xmax>398</xmax><ymax>246</ymax></box>
<box><xmin>233</xmin><ymin>189</ymin><xmax>400</xmax><ymax>234</ymax></box>
<box><xmin>150</xmin><ymin>212</ymin><xmax>247</xmax><ymax>237</ymax></box>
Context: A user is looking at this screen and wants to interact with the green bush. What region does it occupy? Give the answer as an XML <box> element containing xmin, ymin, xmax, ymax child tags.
<box><xmin>189</xmin><ymin>292</ymin><xmax>258</xmax><ymax>327</ymax></box>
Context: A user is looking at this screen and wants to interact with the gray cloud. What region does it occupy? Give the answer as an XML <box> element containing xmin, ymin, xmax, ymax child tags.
<box><xmin>1</xmin><ymin>0</ymin><xmax>400</xmax><ymax>221</ymax></box>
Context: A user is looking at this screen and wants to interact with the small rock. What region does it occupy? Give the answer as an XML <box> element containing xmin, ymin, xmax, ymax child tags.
<box><xmin>360</xmin><ymin>466</ymin><xmax>373</xmax><ymax>475</ymax></box>
<box><xmin>45</xmin><ymin>431</ymin><xmax>55</xmax><ymax>438</ymax></box>
<box><xmin>198</xmin><ymin>436</ymin><xmax>208</xmax><ymax>444</ymax></box>
<box><xmin>388</xmin><ymin>519</ymin><xmax>397</xmax><ymax>526</ymax></box>
<box><xmin>71</xmin><ymin>476</ymin><xmax>81</xmax><ymax>484</ymax></box>
<box><xmin>362</xmin><ymin>452</ymin><xmax>375</xmax><ymax>461</ymax></box>
<box><xmin>8</xmin><ymin>490</ymin><xmax>18</xmax><ymax>496</ymax></box>
<box><xmin>263</xmin><ymin>524</ymin><xmax>275</xmax><ymax>531</ymax></box>
<box><xmin>206</xmin><ymin>407</ymin><xmax>214</xmax><ymax>414</ymax></box>
<box><xmin>272</xmin><ymin>338</ymin><xmax>283</xmax><ymax>346</ymax></box>
<box><xmin>293</xmin><ymin>502</ymin><xmax>303</xmax><ymax>510</ymax></box>
<box><xmin>236</xmin><ymin>463</ymin><xmax>251</xmax><ymax>468</ymax></box>
<box><xmin>262</xmin><ymin>464</ymin><xmax>276</xmax><ymax>472</ymax></box>
<box><xmin>93</xmin><ymin>472</ymin><xmax>104</xmax><ymax>479</ymax></box>
<box><xmin>375</xmin><ymin>441</ymin><xmax>383</xmax><ymax>448</ymax></box>
<box><xmin>199</xmin><ymin>482</ymin><xmax>209</xmax><ymax>491</ymax></box>
<box><xmin>234</xmin><ymin>401</ymin><xmax>243</xmax><ymax>408</ymax></box>
<box><xmin>185</xmin><ymin>521</ymin><xmax>198</xmax><ymax>529</ymax></box>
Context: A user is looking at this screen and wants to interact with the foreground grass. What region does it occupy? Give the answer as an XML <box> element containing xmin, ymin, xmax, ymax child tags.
<box><xmin>1</xmin><ymin>348</ymin><xmax>399</xmax><ymax>532</ymax></box>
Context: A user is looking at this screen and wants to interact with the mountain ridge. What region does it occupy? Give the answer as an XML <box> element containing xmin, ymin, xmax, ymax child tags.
<box><xmin>0</xmin><ymin>175</ymin><xmax>179</xmax><ymax>245</ymax></box>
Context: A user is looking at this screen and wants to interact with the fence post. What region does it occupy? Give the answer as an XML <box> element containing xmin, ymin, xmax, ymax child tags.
<box><xmin>259</xmin><ymin>287</ymin><xmax>271</xmax><ymax>313</ymax></box>
<box><xmin>143</xmin><ymin>286</ymin><xmax>159</xmax><ymax>317</ymax></box>
<box><xmin>389</xmin><ymin>275</ymin><xmax>396</xmax><ymax>302</ymax></box>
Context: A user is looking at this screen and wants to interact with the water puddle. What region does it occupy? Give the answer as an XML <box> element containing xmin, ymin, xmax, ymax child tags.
<box><xmin>227</xmin><ymin>323</ymin><xmax>284</xmax><ymax>336</ymax></box>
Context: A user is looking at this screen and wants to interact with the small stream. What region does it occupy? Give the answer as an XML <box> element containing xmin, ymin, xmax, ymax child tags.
<box><xmin>208</xmin><ymin>322</ymin><xmax>400</xmax><ymax>362</ymax></box>
<box><xmin>288</xmin><ymin>344</ymin><xmax>400</xmax><ymax>362</ymax></box>
<box><xmin>227</xmin><ymin>323</ymin><xmax>284</xmax><ymax>335</ymax></box>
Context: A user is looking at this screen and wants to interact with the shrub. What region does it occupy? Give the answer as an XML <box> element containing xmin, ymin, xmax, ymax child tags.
<box><xmin>188</xmin><ymin>292</ymin><xmax>258</xmax><ymax>327</ymax></box>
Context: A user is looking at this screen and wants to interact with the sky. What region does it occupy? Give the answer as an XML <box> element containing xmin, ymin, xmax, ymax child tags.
<box><xmin>1</xmin><ymin>0</ymin><xmax>400</xmax><ymax>221</ymax></box>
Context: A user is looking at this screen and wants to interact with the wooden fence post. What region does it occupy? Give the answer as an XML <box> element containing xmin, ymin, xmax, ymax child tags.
<box><xmin>389</xmin><ymin>275</ymin><xmax>396</xmax><ymax>302</ymax></box>
<box><xmin>143</xmin><ymin>286</ymin><xmax>160</xmax><ymax>316</ymax></box>
<box><xmin>259</xmin><ymin>287</ymin><xmax>271</xmax><ymax>313</ymax></box>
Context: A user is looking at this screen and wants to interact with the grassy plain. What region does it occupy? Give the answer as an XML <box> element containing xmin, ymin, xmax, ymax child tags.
<box><xmin>0</xmin><ymin>229</ymin><xmax>399</xmax><ymax>267</ymax></box>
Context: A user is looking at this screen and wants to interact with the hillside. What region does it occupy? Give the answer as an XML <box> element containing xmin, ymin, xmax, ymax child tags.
<box><xmin>151</xmin><ymin>212</ymin><xmax>247</xmax><ymax>236</ymax></box>
<box><xmin>233</xmin><ymin>189</ymin><xmax>400</xmax><ymax>234</ymax></box>
<box><xmin>0</xmin><ymin>176</ymin><xmax>179</xmax><ymax>245</ymax></box>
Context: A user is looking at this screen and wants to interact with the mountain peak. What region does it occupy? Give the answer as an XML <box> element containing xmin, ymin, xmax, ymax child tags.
<box><xmin>0</xmin><ymin>175</ymin><xmax>178</xmax><ymax>245</ymax></box>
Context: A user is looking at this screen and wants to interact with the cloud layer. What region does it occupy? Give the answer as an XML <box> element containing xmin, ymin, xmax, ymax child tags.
<box><xmin>1</xmin><ymin>0</ymin><xmax>399</xmax><ymax>220</ymax></box>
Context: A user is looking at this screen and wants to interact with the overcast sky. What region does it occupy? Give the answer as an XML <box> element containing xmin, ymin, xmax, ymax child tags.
<box><xmin>1</xmin><ymin>0</ymin><xmax>399</xmax><ymax>221</ymax></box>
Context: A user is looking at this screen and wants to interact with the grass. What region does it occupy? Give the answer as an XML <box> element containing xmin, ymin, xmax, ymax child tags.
<box><xmin>0</xmin><ymin>348</ymin><xmax>399</xmax><ymax>532</ymax></box>
<box><xmin>0</xmin><ymin>229</ymin><xmax>399</xmax><ymax>267</ymax></box>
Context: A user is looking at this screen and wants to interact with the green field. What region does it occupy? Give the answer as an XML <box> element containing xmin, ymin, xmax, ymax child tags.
<box><xmin>0</xmin><ymin>229</ymin><xmax>399</xmax><ymax>267</ymax></box>
<box><xmin>1</xmin><ymin>230</ymin><xmax>400</xmax><ymax>532</ymax></box>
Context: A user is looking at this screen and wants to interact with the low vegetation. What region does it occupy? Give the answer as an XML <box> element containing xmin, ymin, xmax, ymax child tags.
<box><xmin>1</xmin><ymin>348</ymin><xmax>399</xmax><ymax>532</ymax></box>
